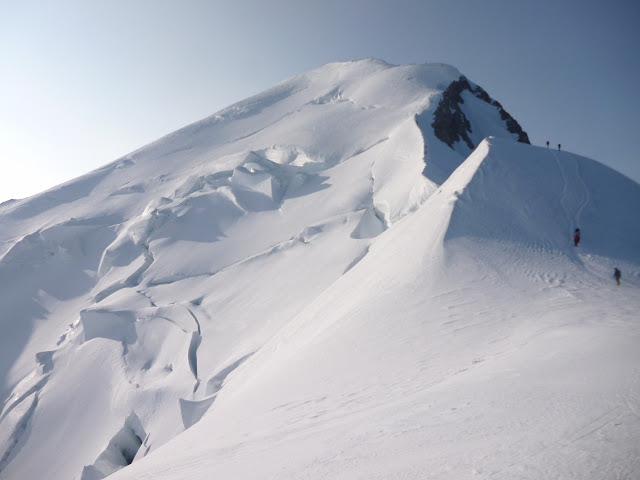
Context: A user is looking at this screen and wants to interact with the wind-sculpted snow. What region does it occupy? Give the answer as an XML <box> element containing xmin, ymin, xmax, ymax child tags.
<box><xmin>80</xmin><ymin>413</ymin><xmax>146</xmax><ymax>480</ymax></box>
<box><xmin>1</xmin><ymin>59</ymin><xmax>639</xmax><ymax>480</ymax></box>
<box><xmin>179</xmin><ymin>353</ymin><xmax>253</xmax><ymax>430</ymax></box>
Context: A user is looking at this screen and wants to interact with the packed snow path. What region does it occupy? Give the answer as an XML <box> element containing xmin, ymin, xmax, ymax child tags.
<box><xmin>552</xmin><ymin>150</ymin><xmax>590</xmax><ymax>242</ymax></box>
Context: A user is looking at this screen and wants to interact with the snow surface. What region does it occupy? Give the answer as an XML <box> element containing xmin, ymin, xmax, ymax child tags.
<box><xmin>1</xmin><ymin>59</ymin><xmax>639</xmax><ymax>480</ymax></box>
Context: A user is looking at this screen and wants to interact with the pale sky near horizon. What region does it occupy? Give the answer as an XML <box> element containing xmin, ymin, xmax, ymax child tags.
<box><xmin>1</xmin><ymin>0</ymin><xmax>639</xmax><ymax>202</ymax></box>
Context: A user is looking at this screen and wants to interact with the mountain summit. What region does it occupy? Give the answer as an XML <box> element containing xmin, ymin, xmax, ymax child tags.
<box><xmin>1</xmin><ymin>59</ymin><xmax>639</xmax><ymax>480</ymax></box>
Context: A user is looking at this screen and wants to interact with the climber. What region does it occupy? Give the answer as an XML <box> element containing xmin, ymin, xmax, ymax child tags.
<box><xmin>614</xmin><ymin>268</ymin><xmax>621</xmax><ymax>286</ymax></box>
<box><xmin>573</xmin><ymin>228</ymin><xmax>581</xmax><ymax>247</ymax></box>
<box><xmin>546</xmin><ymin>141</ymin><xmax>550</xmax><ymax>148</ymax></box>
<box><xmin>558</xmin><ymin>144</ymin><xmax>561</xmax><ymax>151</ymax></box>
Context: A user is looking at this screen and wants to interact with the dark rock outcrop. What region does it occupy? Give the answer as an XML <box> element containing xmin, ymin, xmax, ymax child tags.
<box><xmin>431</xmin><ymin>76</ymin><xmax>530</xmax><ymax>150</ymax></box>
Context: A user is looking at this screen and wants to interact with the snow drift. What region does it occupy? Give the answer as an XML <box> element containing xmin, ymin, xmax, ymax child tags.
<box><xmin>1</xmin><ymin>59</ymin><xmax>639</xmax><ymax>480</ymax></box>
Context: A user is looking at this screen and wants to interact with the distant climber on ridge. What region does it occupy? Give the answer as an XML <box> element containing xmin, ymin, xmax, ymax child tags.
<box><xmin>614</xmin><ymin>268</ymin><xmax>621</xmax><ymax>286</ymax></box>
<box><xmin>573</xmin><ymin>228</ymin><xmax>581</xmax><ymax>247</ymax></box>
<box><xmin>558</xmin><ymin>144</ymin><xmax>561</xmax><ymax>151</ymax></box>
<box><xmin>546</xmin><ymin>141</ymin><xmax>550</xmax><ymax>148</ymax></box>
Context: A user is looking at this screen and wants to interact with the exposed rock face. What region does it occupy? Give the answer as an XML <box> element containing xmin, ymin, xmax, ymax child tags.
<box><xmin>431</xmin><ymin>76</ymin><xmax>530</xmax><ymax>149</ymax></box>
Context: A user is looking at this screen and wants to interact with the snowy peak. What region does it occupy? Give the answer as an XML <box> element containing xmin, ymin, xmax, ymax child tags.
<box><xmin>0</xmin><ymin>60</ymin><xmax>519</xmax><ymax>241</ymax></box>
<box><xmin>1</xmin><ymin>60</ymin><xmax>639</xmax><ymax>480</ymax></box>
<box><xmin>123</xmin><ymin>59</ymin><xmax>465</xmax><ymax>170</ymax></box>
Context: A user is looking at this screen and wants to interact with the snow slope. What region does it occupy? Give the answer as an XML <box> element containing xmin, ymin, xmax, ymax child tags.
<box><xmin>1</xmin><ymin>60</ymin><xmax>639</xmax><ymax>480</ymax></box>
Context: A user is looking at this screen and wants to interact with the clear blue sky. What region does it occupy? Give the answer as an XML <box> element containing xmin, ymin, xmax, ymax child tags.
<box><xmin>1</xmin><ymin>0</ymin><xmax>639</xmax><ymax>201</ymax></box>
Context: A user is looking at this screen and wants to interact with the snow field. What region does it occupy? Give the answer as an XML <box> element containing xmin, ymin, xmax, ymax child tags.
<box><xmin>0</xmin><ymin>60</ymin><xmax>638</xmax><ymax>479</ymax></box>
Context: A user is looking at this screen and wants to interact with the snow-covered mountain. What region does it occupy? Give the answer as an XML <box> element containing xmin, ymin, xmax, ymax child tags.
<box><xmin>1</xmin><ymin>59</ymin><xmax>639</xmax><ymax>480</ymax></box>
